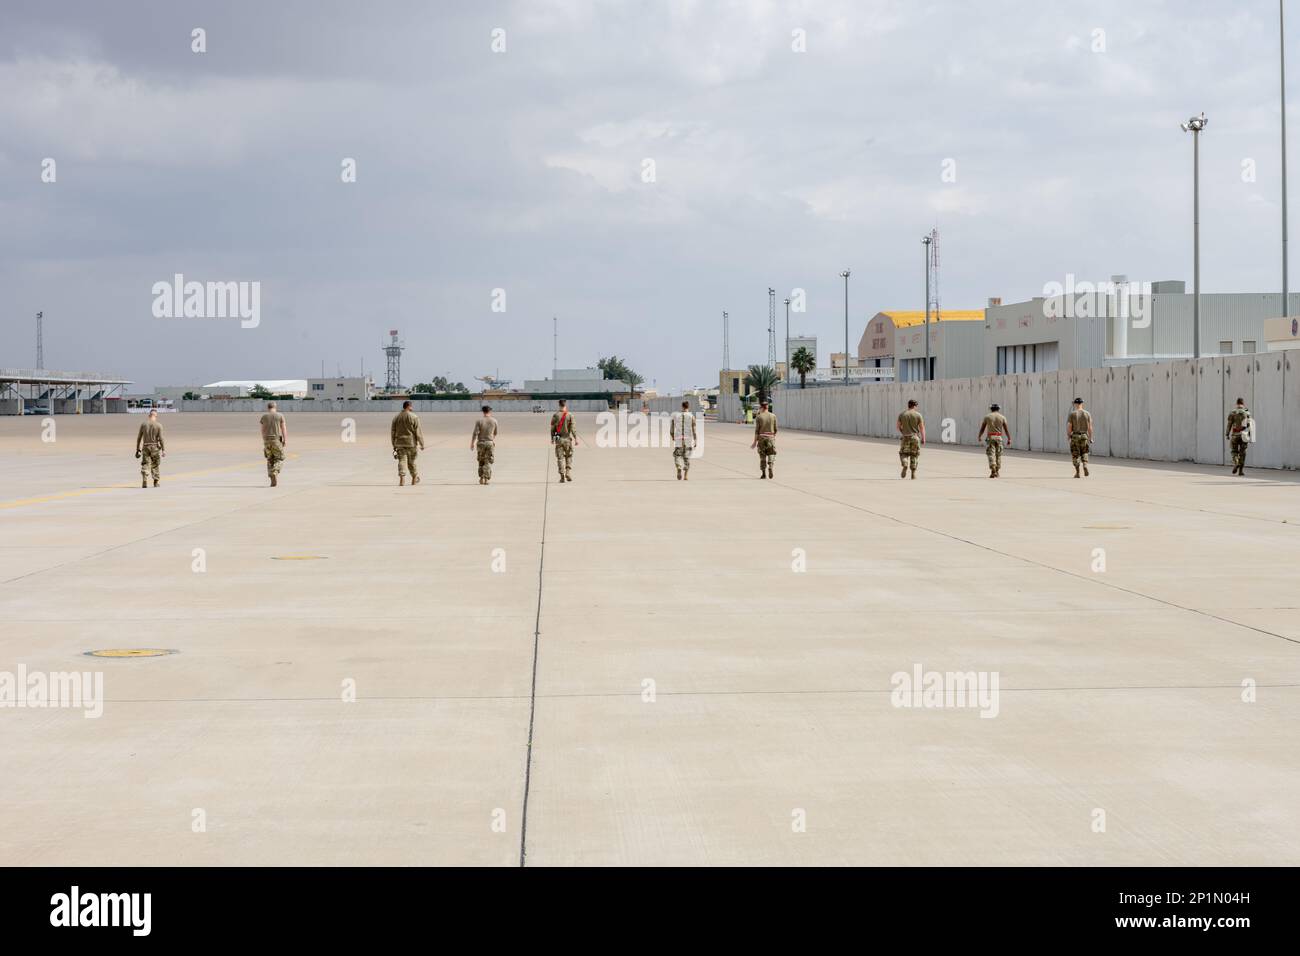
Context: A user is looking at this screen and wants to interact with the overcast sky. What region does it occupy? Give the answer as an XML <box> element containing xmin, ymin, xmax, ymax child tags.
<box><xmin>0</xmin><ymin>0</ymin><xmax>1292</xmax><ymax>392</ymax></box>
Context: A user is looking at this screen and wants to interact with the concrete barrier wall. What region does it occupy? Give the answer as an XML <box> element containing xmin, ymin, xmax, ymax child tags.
<box><xmin>179</xmin><ymin>399</ymin><xmax>607</xmax><ymax>414</ymax></box>
<box><xmin>719</xmin><ymin>356</ymin><xmax>1300</xmax><ymax>470</ymax></box>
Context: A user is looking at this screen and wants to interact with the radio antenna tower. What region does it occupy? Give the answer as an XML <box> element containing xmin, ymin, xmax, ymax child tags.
<box><xmin>767</xmin><ymin>288</ymin><xmax>777</xmax><ymax>367</ymax></box>
<box><xmin>927</xmin><ymin>228</ymin><xmax>941</xmax><ymax>320</ymax></box>
<box><xmin>383</xmin><ymin>329</ymin><xmax>405</xmax><ymax>392</ymax></box>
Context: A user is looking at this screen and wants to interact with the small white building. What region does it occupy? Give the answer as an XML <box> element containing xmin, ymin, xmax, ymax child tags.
<box><xmin>306</xmin><ymin>376</ymin><xmax>373</xmax><ymax>401</ymax></box>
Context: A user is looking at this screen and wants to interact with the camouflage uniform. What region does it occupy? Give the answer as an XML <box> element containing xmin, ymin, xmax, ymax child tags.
<box><xmin>472</xmin><ymin>416</ymin><xmax>498</xmax><ymax>482</ymax></box>
<box><xmin>1067</xmin><ymin>408</ymin><xmax>1093</xmax><ymax>476</ymax></box>
<box><xmin>550</xmin><ymin>409</ymin><xmax>577</xmax><ymax>480</ymax></box>
<box><xmin>390</xmin><ymin>408</ymin><xmax>425</xmax><ymax>482</ymax></box>
<box><xmin>897</xmin><ymin>408</ymin><xmax>923</xmax><ymax>478</ymax></box>
<box><xmin>135</xmin><ymin>418</ymin><xmax>165</xmax><ymax>486</ymax></box>
<box><xmin>754</xmin><ymin>409</ymin><xmax>778</xmax><ymax>477</ymax></box>
<box><xmin>260</xmin><ymin>411</ymin><xmax>286</xmax><ymax>479</ymax></box>
<box><xmin>981</xmin><ymin>411</ymin><xmax>1010</xmax><ymax>476</ymax></box>
<box><xmin>670</xmin><ymin>410</ymin><xmax>697</xmax><ymax>478</ymax></box>
<box><xmin>1226</xmin><ymin>406</ymin><xmax>1251</xmax><ymax>474</ymax></box>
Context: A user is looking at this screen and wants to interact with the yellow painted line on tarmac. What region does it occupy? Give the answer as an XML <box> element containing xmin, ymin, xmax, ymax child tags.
<box><xmin>85</xmin><ymin>648</ymin><xmax>178</xmax><ymax>658</ymax></box>
<box><xmin>0</xmin><ymin>455</ymin><xmax>301</xmax><ymax>511</ymax></box>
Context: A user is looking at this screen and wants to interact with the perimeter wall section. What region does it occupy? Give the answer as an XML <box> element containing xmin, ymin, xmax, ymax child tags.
<box><xmin>715</xmin><ymin>355</ymin><xmax>1300</xmax><ymax>470</ymax></box>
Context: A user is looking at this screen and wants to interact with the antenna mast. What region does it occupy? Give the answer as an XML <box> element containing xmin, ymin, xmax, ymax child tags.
<box><xmin>927</xmin><ymin>228</ymin><xmax>941</xmax><ymax>320</ymax></box>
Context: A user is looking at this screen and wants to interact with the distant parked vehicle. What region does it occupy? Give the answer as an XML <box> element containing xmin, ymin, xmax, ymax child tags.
<box><xmin>532</xmin><ymin>404</ymin><xmax>544</xmax><ymax>413</ymax></box>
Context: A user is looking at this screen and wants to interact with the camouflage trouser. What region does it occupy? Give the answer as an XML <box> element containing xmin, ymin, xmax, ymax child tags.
<box><xmin>263</xmin><ymin>438</ymin><xmax>284</xmax><ymax>476</ymax></box>
<box><xmin>1230</xmin><ymin>436</ymin><xmax>1248</xmax><ymax>469</ymax></box>
<box><xmin>899</xmin><ymin>435</ymin><xmax>920</xmax><ymax>473</ymax></box>
<box><xmin>476</xmin><ymin>440</ymin><xmax>495</xmax><ymax>480</ymax></box>
<box><xmin>985</xmin><ymin>436</ymin><xmax>1004</xmax><ymax>473</ymax></box>
<box><xmin>395</xmin><ymin>445</ymin><xmax>418</xmax><ymax>480</ymax></box>
<box><xmin>1069</xmin><ymin>434</ymin><xmax>1090</xmax><ymax>466</ymax></box>
<box><xmin>140</xmin><ymin>445</ymin><xmax>161</xmax><ymax>482</ymax></box>
<box><xmin>756</xmin><ymin>436</ymin><xmax>777</xmax><ymax>470</ymax></box>
<box><xmin>554</xmin><ymin>437</ymin><xmax>574</xmax><ymax>477</ymax></box>
<box><xmin>673</xmin><ymin>445</ymin><xmax>692</xmax><ymax>474</ymax></box>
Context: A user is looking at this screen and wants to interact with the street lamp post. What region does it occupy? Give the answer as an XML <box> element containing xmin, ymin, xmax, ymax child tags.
<box><xmin>1181</xmin><ymin>112</ymin><xmax>1208</xmax><ymax>358</ymax></box>
<box><xmin>840</xmin><ymin>270</ymin><xmax>851</xmax><ymax>385</ymax></box>
<box><xmin>921</xmin><ymin>236</ymin><xmax>933</xmax><ymax>381</ymax></box>
<box><xmin>1283</xmin><ymin>0</ymin><xmax>1290</xmax><ymax>316</ymax></box>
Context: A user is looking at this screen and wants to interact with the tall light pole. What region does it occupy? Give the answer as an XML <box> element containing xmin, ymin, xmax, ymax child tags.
<box><xmin>722</xmin><ymin>310</ymin><xmax>729</xmax><ymax>370</ymax></box>
<box><xmin>767</xmin><ymin>287</ymin><xmax>777</xmax><ymax>368</ymax></box>
<box><xmin>783</xmin><ymin>297</ymin><xmax>791</xmax><ymax>383</ymax></box>
<box><xmin>36</xmin><ymin>311</ymin><xmax>44</xmax><ymax>370</ymax></box>
<box><xmin>1283</xmin><ymin>0</ymin><xmax>1290</xmax><ymax>316</ymax></box>
<box><xmin>1181</xmin><ymin>112</ymin><xmax>1208</xmax><ymax>358</ymax></box>
<box><xmin>921</xmin><ymin>236</ymin><xmax>933</xmax><ymax>381</ymax></box>
<box><xmin>840</xmin><ymin>270</ymin><xmax>851</xmax><ymax>385</ymax></box>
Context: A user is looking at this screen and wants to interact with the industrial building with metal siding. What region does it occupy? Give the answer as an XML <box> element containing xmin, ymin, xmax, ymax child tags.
<box><xmin>845</xmin><ymin>282</ymin><xmax>1300</xmax><ymax>386</ymax></box>
<box><xmin>984</xmin><ymin>281</ymin><xmax>1300</xmax><ymax>375</ymax></box>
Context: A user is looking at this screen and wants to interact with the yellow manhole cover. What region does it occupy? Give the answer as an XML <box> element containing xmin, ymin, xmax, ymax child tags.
<box><xmin>271</xmin><ymin>555</ymin><xmax>329</xmax><ymax>561</ymax></box>
<box><xmin>84</xmin><ymin>648</ymin><xmax>178</xmax><ymax>658</ymax></box>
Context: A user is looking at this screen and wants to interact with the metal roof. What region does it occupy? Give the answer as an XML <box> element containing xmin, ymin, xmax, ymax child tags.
<box><xmin>0</xmin><ymin>367</ymin><xmax>132</xmax><ymax>385</ymax></box>
<box><xmin>877</xmin><ymin>310</ymin><xmax>985</xmax><ymax>328</ymax></box>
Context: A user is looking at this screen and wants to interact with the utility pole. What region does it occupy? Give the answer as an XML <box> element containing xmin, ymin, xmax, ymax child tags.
<box><xmin>553</xmin><ymin>316</ymin><xmax>558</xmax><ymax>371</ymax></box>
<box><xmin>840</xmin><ymin>270</ymin><xmax>851</xmax><ymax>385</ymax></box>
<box><xmin>783</xmin><ymin>297</ymin><xmax>791</xmax><ymax>383</ymax></box>
<box><xmin>722</xmin><ymin>310</ymin><xmax>729</xmax><ymax>370</ymax></box>
<box><xmin>1181</xmin><ymin>113</ymin><xmax>1208</xmax><ymax>358</ymax></box>
<box><xmin>922</xmin><ymin>236</ymin><xmax>932</xmax><ymax>382</ymax></box>
<box><xmin>1283</xmin><ymin>0</ymin><xmax>1290</xmax><ymax>316</ymax></box>
<box><xmin>767</xmin><ymin>288</ymin><xmax>777</xmax><ymax>368</ymax></box>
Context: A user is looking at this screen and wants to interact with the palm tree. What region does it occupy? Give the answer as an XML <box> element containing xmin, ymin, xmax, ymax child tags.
<box><xmin>789</xmin><ymin>347</ymin><xmax>816</xmax><ymax>389</ymax></box>
<box><xmin>744</xmin><ymin>364</ymin><xmax>780</xmax><ymax>404</ymax></box>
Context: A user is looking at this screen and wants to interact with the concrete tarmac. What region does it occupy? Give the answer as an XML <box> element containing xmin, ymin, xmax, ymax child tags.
<box><xmin>1</xmin><ymin>411</ymin><xmax>1298</xmax><ymax>865</ymax></box>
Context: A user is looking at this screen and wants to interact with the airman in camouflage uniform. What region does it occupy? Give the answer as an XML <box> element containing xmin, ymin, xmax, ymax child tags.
<box><xmin>550</xmin><ymin>399</ymin><xmax>579</xmax><ymax>482</ymax></box>
<box><xmin>1226</xmin><ymin>397</ymin><xmax>1251</xmax><ymax>476</ymax></box>
<box><xmin>134</xmin><ymin>409</ymin><xmax>165</xmax><ymax>487</ymax></box>
<box><xmin>1066</xmin><ymin>397</ymin><xmax>1093</xmax><ymax>478</ymax></box>
<box><xmin>391</xmin><ymin>400</ymin><xmax>425</xmax><ymax>486</ymax></box>
<box><xmin>977</xmin><ymin>403</ymin><xmax>1011</xmax><ymax>478</ymax></box>
<box><xmin>896</xmin><ymin>399</ymin><xmax>925</xmax><ymax>479</ymax></box>
<box><xmin>751</xmin><ymin>400</ymin><xmax>778</xmax><ymax>479</ymax></box>
<box><xmin>471</xmin><ymin>405</ymin><xmax>498</xmax><ymax>484</ymax></box>
<box><xmin>259</xmin><ymin>402</ymin><xmax>287</xmax><ymax>487</ymax></box>
<box><xmin>670</xmin><ymin>400</ymin><xmax>697</xmax><ymax>480</ymax></box>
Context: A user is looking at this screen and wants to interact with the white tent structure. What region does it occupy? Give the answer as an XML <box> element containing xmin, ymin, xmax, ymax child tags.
<box><xmin>202</xmin><ymin>380</ymin><xmax>309</xmax><ymax>398</ymax></box>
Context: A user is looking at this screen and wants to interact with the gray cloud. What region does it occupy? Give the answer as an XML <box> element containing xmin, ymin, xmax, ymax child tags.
<box><xmin>0</xmin><ymin>0</ymin><xmax>1290</xmax><ymax>391</ymax></box>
